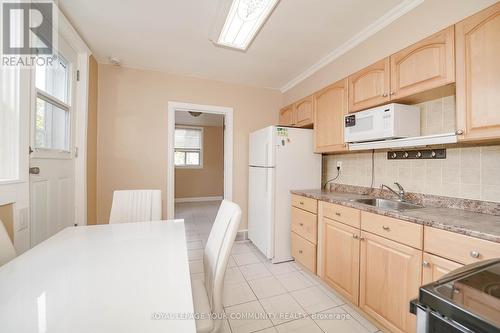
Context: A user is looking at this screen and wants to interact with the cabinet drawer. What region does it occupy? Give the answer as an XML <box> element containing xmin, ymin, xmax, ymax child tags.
<box><xmin>291</xmin><ymin>207</ymin><xmax>317</xmax><ymax>244</ymax></box>
<box><xmin>424</xmin><ymin>227</ymin><xmax>500</xmax><ymax>265</ymax></box>
<box><xmin>291</xmin><ymin>195</ymin><xmax>317</xmax><ymax>214</ymax></box>
<box><xmin>361</xmin><ymin>211</ymin><xmax>423</xmax><ymax>249</ymax></box>
<box><xmin>321</xmin><ymin>202</ymin><xmax>360</xmax><ymax>228</ymax></box>
<box><xmin>291</xmin><ymin>232</ymin><xmax>317</xmax><ymax>273</ymax></box>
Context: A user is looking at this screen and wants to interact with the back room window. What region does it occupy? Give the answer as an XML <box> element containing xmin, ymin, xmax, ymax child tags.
<box><xmin>174</xmin><ymin>127</ymin><xmax>203</xmax><ymax>168</ymax></box>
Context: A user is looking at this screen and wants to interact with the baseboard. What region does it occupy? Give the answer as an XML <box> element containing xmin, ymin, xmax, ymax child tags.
<box><xmin>175</xmin><ymin>196</ymin><xmax>223</xmax><ymax>203</ymax></box>
<box><xmin>236</xmin><ymin>229</ymin><xmax>248</xmax><ymax>241</ymax></box>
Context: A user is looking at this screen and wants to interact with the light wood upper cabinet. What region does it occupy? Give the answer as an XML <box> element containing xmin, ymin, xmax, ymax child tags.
<box><xmin>391</xmin><ymin>26</ymin><xmax>455</xmax><ymax>100</ymax></box>
<box><xmin>359</xmin><ymin>231</ymin><xmax>421</xmax><ymax>333</ymax></box>
<box><xmin>422</xmin><ymin>253</ymin><xmax>462</xmax><ymax>285</ymax></box>
<box><xmin>322</xmin><ymin>218</ymin><xmax>360</xmax><ymax>305</ymax></box>
<box><xmin>348</xmin><ymin>58</ymin><xmax>390</xmax><ymax>113</ymax></box>
<box><xmin>313</xmin><ymin>78</ymin><xmax>348</xmax><ymax>153</ymax></box>
<box><xmin>279</xmin><ymin>104</ymin><xmax>295</xmax><ymax>126</ymax></box>
<box><xmin>456</xmin><ymin>2</ymin><xmax>500</xmax><ymax>141</ymax></box>
<box><xmin>294</xmin><ymin>96</ymin><xmax>313</xmax><ymax>127</ymax></box>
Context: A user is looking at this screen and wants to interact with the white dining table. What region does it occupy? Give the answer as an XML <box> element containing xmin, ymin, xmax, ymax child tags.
<box><xmin>0</xmin><ymin>220</ymin><xmax>196</xmax><ymax>333</ymax></box>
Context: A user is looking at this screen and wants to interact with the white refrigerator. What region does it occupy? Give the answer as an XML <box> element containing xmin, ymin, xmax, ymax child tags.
<box><xmin>248</xmin><ymin>126</ymin><xmax>321</xmax><ymax>263</ymax></box>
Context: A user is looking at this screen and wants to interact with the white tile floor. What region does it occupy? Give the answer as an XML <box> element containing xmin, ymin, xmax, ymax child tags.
<box><xmin>175</xmin><ymin>201</ymin><xmax>382</xmax><ymax>333</ymax></box>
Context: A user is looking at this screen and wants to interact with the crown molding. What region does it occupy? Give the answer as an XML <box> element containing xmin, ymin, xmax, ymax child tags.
<box><xmin>280</xmin><ymin>0</ymin><xmax>424</xmax><ymax>93</ymax></box>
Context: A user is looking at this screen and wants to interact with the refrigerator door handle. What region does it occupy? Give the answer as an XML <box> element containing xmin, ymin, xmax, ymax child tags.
<box><xmin>265</xmin><ymin>143</ymin><xmax>269</xmax><ymax>167</ymax></box>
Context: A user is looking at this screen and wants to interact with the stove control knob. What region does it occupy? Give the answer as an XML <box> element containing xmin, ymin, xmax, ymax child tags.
<box><xmin>416</xmin><ymin>152</ymin><xmax>422</xmax><ymax>159</ymax></box>
<box><xmin>470</xmin><ymin>250</ymin><xmax>480</xmax><ymax>259</ymax></box>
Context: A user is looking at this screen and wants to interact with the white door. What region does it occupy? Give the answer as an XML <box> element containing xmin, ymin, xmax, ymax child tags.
<box><xmin>29</xmin><ymin>38</ymin><xmax>78</xmax><ymax>246</ymax></box>
<box><xmin>248</xmin><ymin>166</ymin><xmax>274</xmax><ymax>258</ymax></box>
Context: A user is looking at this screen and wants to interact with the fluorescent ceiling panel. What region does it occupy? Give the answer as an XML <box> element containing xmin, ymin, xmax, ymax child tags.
<box><xmin>217</xmin><ymin>0</ymin><xmax>279</xmax><ymax>50</ymax></box>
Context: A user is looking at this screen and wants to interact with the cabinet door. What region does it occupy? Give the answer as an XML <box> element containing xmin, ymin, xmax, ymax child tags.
<box><xmin>390</xmin><ymin>26</ymin><xmax>455</xmax><ymax>100</ymax></box>
<box><xmin>360</xmin><ymin>232</ymin><xmax>421</xmax><ymax>333</ymax></box>
<box><xmin>456</xmin><ymin>2</ymin><xmax>500</xmax><ymax>141</ymax></box>
<box><xmin>279</xmin><ymin>104</ymin><xmax>295</xmax><ymax>126</ymax></box>
<box><xmin>422</xmin><ymin>253</ymin><xmax>462</xmax><ymax>285</ymax></box>
<box><xmin>322</xmin><ymin>218</ymin><xmax>360</xmax><ymax>305</ymax></box>
<box><xmin>348</xmin><ymin>58</ymin><xmax>390</xmax><ymax>112</ymax></box>
<box><xmin>295</xmin><ymin>96</ymin><xmax>313</xmax><ymax>127</ymax></box>
<box><xmin>313</xmin><ymin>78</ymin><xmax>348</xmax><ymax>153</ymax></box>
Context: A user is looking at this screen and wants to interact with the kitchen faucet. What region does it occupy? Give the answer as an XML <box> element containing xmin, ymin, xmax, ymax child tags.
<box><xmin>381</xmin><ymin>182</ymin><xmax>405</xmax><ymax>202</ymax></box>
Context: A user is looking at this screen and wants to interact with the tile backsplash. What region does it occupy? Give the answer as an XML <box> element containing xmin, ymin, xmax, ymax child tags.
<box><xmin>323</xmin><ymin>96</ymin><xmax>500</xmax><ymax>203</ymax></box>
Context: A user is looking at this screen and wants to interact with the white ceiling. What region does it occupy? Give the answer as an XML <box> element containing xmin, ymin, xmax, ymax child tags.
<box><xmin>175</xmin><ymin>111</ymin><xmax>224</xmax><ymax>127</ymax></box>
<box><xmin>59</xmin><ymin>0</ymin><xmax>411</xmax><ymax>90</ymax></box>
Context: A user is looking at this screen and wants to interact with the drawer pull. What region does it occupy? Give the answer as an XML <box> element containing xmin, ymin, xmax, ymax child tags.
<box><xmin>352</xmin><ymin>234</ymin><xmax>359</xmax><ymax>239</ymax></box>
<box><xmin>299</xmin><ymin>201</ymin><xmax>304</xmax><ymax>205</ymax></box>
<box><xmin>298</xmin><ymin>250</ymin><xmax>303</xmax><ymax>254</ymax></box>
<box><xmin>335</xmin><ymin>212</ymin><xmax>341</xmax><ymax>216</ymax></box>
<box><xmin>422</xmin><ymin>261</ymin><xmax>430</xmax><ymax>267</ymax></box>
<box><xmin>382</xmin><ymin>225</ymin><xmax>390</xmax><ymax>231</ymax></box>
<box><xmin>360</xmin><ymin>236</ymin><xmax>366</xmax><ymax>241</ymax></box>
<box><xmin>470</xmin><ymin>251</ymin><xmax>480</xmax><ymax>259</ymax></box>
<box><xmin>299</xmin><ymin>223</ymin><xmax>304</xmax><ymax>226</ymax></box>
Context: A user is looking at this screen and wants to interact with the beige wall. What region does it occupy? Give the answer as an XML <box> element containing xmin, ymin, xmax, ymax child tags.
<box><xmin>175</xmin><ymin>125</ymin><xmax>224</xmax><ymax>199</ymax></box>
<box><xmin>323</xmin><ymin>96</ymin><xmax>500</xmax><ymax>203</ymax></box>
<box><xmin>283</xmin><ymin>0</ymin><xmax>497</xmax><ymax>104</ymax></box>
<box><xmin>0</xmin><ymin>204</ymin><xmax>14</xmax><ymax>242</ymax></box>
<box><xmin>87</xmin><ymin>55</ymin><xmax>98</xmax><ymax>225</ymax></box>
<box><xmin>97</xmin><ymin>65</ymin><xmax>282</xmax><ymax>227</ymax></box>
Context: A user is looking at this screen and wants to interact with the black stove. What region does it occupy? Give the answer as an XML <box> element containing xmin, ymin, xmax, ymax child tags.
<box><xmin>411</xmin><ymin>259</ymin><xmax>500</xmax><ymax>333</ymax></box>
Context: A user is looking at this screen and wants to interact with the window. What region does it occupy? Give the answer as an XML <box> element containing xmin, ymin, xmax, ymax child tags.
<box><xmin>174</xmin><ymin>127</ymin><xmax>203</xmax><ymax>168</ymax></box>
<box><xmin>0</xmin><ymin>67</ymin><xmax>20</xmax><ymax>181</ymax></box>
<box><xmin>34</xmin><ymin>55</ymin><xmax>71</xmax><ymax>151</ymax></box>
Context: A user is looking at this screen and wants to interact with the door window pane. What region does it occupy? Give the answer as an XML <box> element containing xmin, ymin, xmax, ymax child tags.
<box><xmin>35</xmin><ymin>98</ymin><xmax>69</xmax><ymax>151</ymax></box>
<box><xmin>35</xmin><ymin>55</ymin><xmax>69</xmax><ymax>104</ymax></box>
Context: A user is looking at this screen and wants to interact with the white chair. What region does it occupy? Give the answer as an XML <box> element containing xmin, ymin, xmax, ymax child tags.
<box><xmin>191</xmin><ymin>200</ymin><xmax>242</xmax><ymax>333</ymax></box>
<box><xmin>0</xmin><ymin>219</ymin><xmax>16</xmax><ymax>266</ymax></box>
<box><xmin>109</xmin><ymin>190</ymin><xmax>162</xmax><ymax>224</ymax></box>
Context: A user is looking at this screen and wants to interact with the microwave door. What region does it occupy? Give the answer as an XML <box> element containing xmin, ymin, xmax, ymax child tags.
<box><xmin>345</xmin><ymin>113</ymin><xmax>376</xmax><ymax>143</ymax></box>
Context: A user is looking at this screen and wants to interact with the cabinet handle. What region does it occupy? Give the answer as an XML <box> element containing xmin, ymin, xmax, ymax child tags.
<box><xmin>335</xmin><ymin>212</ymin><xmax>341</xmax><ymax>217</ymax></box>
<box><xmin>382</xmin><ymin>92</ymin><xmax>388</xmax><ymax>97</ymax></box>
<box><xmin>423</xmin><ymin>261</ymin><xmax>430</xmax><ymax>267</ymax></box>
<box><xmin>299</xmin><ymin>201</ymin><xmax>304</xmax><ymax>205</ymax></box>
<box><xmin>299</xmin><ymin>250</ymin><xmax>303</xmax><ymax>254</ymax></box>
<box><xmin>453</xmin><ymin>288</ymin><xmax>461</xmax><ymax>295</ymax></box>
<box><xmin>455</xmin><ymin>129</ymin><xmax>464</xmax><ymax>135</ymax></box>
<box><xmin>470</xmin><ymin>250</ymin><xmax>480</xmax><ymax>259</ymax></box>
<box><xmin>299</xmin><ymin>223</ymin><xmax>304</xmax><ymax>226</ymax></box>
<box><xmin>382</xmin><ymin>225</ymin><xmax>390</xmax><ymax>231</ymax></box>
<box><xmin>390</xmin><ymin>91</ymin><xmax>395</xmax><ymax>95</ymax></box>
<box><xmin>359</xmin><ymin>236</ymin><xmax>366</xmax><ymax>241</ymax></box>
<box><xmin>353</xmin><ymin>234</ymin><xmax>359</xmax><ymax>239</ymax></box>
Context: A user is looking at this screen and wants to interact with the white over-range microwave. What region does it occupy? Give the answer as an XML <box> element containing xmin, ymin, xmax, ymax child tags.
<box><xmin>344</xmin><ymin>103</ymin><xmax>421</xmax><ymax>143</ymax></box>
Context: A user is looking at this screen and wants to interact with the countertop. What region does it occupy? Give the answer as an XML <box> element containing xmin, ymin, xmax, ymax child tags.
<box><xmin>291</xmin><ymin>189</ymin><xmax>500</xmax><ymax>244</ymax></box>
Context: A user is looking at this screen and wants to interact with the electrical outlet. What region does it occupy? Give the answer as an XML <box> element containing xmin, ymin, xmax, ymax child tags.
<box><xmin>18</xmin><ymin>208</ymin><xmax>29</xmax><ymax>231</ymax></box>
<box><xmin>337</xmin><ymin>161</ymin><xmax>342</xmax><ymax>170</ymax></box>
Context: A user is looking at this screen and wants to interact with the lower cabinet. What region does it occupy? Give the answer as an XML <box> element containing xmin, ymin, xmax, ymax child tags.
<box><xmin>322</xmin><ymin>218</ymin><xmax>360</xmax><ymax>305</ymax></box>
<box><xmin>291</xmin><ymin>231</ymin><xmax>317</xmax><ymax>272</ymax></box>
<box><xmin>359</xmin><ymin>231</ymin><xmax>422</xmax><ymax>333</ymax></box>
<box><xmin>422</xmin><ymin>253</ymin><xmax>463</xmax><ymax>285</ymax></box>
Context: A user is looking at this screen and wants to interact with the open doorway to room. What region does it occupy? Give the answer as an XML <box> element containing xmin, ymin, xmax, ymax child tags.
<box><xmin>167</xmin><ymin>102</ymin><xmax>233</xmax><ymax>244</ymax></box>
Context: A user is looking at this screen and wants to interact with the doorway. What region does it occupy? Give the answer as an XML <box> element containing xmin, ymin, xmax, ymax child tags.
<box><xmin>166</xmin><ymin>102</ymin><xmax>233</xmax><ymax>219</ymax></box>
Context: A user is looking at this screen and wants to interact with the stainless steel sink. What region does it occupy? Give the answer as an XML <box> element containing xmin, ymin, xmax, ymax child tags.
<box><xmin>353</xmin><ymin>198</ymin><xmax>423</xmax><ymax>211</ymax></box>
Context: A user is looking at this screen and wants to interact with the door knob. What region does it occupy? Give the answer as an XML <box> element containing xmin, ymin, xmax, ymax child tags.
<box><xmin>29</xmin><ymin>167</ymin><xmax>40</xmax><ymax>175</ymax></box>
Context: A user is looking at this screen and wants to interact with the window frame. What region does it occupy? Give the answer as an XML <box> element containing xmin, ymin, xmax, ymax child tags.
<box><xmin>30</xmin><ymin>51</ymin><xmax>73</xmax><ymax>159</ymax></box>
<box><xmin>174</xmin><ymin>126</ymin><xmax>204</xmax><ymax>169</ymax></box>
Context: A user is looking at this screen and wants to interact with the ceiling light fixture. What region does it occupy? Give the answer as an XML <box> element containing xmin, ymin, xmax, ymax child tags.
<box><xmin>216</xmin><ymin>0</ymin><xmax>279</xmax><ymax>51</ymax></box>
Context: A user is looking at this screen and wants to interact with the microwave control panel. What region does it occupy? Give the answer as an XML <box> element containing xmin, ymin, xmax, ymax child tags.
<box><xmin>345</xmin><ymin>115</ymin><xmax>356</xmax><ymax>127</ymax></box>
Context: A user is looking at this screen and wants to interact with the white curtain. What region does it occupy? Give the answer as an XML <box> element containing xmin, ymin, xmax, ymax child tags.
<box><xmin>0</xmin><ymin>67</ymin><xmax>20</xmax><ymax>181</ymax></box>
